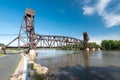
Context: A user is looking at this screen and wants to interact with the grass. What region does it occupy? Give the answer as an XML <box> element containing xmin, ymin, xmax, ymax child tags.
<box><xmin>0</xmin><ymin>53</ymin><xmax>5</xmax><ymax>56</ymax></box>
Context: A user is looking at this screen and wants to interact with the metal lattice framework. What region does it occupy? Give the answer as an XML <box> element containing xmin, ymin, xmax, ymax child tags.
<box><xmin>34</xmin><ymin>34</ymin><xmax>83</xmax><ymax>48</ymax></box>
<box><xmin>4</xmin><ymin>8</ymin><xmax>88</xmax><ymax>50</ymax></box>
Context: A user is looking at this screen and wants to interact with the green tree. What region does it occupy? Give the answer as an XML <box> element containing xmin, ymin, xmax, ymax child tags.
<box><xmin>101</xmin><ymin>40</ymin><xmax>108</xmax><ymax>50</ymax></box>
<box><xmin>101</xmin><ymin>40</ymin><xmax>120</xmax><ymax>50</ymax></box>
<box><xmin>0</xmin><ymin>43</ymin><xmax>5</xmax><ymax>47</ymax></box>
<box><xmin>89</xmin><ymin>42</ymin><xmax>96</xmax><ymax>49</ymax></box>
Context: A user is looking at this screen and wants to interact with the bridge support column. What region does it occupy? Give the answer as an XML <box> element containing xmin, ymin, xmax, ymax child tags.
<box><xmin>83</xmin><ymin>51</ymin><xmax>89</xmax><ymax>68</ymax></box>
<box><xmin>0</xmin><ymin>47</ymin><xmax>6</xmax><ymax>54</ymax></box>
<box><xmin>83</xmin><ymin>32</ymin><xmax>89</xmax><ymax>51</ymax></box>
<box><xmin>29</xmin><ymin>49</ymin><xmax>37</xmax><ymax>62</ymax></box>
<box><xmin>24</xmin><ymin>8</ymin><xmax>37</xmax><ymax>62</ymax></box>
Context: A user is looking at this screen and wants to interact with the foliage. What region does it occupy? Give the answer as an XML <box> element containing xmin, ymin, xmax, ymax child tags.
<box><xmin>59</xmin><ymin>44</ymin><xmax>84</xmax><ymax>50</ymax></box>
<box><xmin>89</xmin><ymin>42</ymin><xmax>101</xmax><ymax>49</ymax></box>
<box><xmin>0</xmin><ymin>54</ymin><xmax>5</xmax><ymax>56</ymax></box>
<box><xmin>57</xmin><ymin>42</ymin><xmax>100</xmax><ymax>50</ymax></box>
<box><xmin>89</xmin><ymin>42</ymin><xmax>96</xmax><ymax>49</ymax></box>
<box><xmin>101</xmin><ymin>40</ymin><xmax>120</xmax><ymax>50</ymax></box>
<box><xmin>0</xmin><ymin>43</ymin><xmax>5</xmax><ymax>47</ymax></box>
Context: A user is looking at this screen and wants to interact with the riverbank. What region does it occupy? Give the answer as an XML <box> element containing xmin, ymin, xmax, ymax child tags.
<box><xmin>29</xmin><ymin>61</ymin><xmax>48</xmax><ymax>80</ymax></box>
<box><xmin>27</xmin><ymin>50</ymin><xmax>49</xmax><ymax>80</ymax></box>
<box><xmin>4</xmin><ymin>50</ymin><xmax>49</xmax><ymax>80</ymax></box>
<box><xmin>0</xmin><ymin>54</ymin><xmax>5</xmax><ymax>57</ymax></box>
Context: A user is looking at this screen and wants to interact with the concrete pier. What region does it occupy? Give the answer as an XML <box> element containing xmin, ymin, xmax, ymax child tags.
<box><xmin>28</xmin><ymin>49</ymin><xmax>37</xmax><ymax>62</ymax></box>
<box><xmin>85</xmin><ymin>48</ymin><xmax>89</xmax><ymax>51</ymax></box>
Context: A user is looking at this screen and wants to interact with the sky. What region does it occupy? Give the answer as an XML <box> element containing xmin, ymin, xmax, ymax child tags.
<box><xmin>0</xmin><ymin>0</ymin><xmax>120</xmax><ymax>45</ymax></box>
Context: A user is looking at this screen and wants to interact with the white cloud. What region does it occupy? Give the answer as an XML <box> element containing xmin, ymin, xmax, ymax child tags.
<box><xmin>82</xmin><ymin>0</ymin><xmax>120</xmax><ymax>27</ymax></box>
<box><xmin>103</xmin><ymin>14</ymin><xmax>120</xmax><ymax>27</ymax></box>
<box><xmin>83</xmin><ymin>6</ymin><xmax>95</xmax><ymax>15</ymax></box>
<box><xmin>96</xmin><ymin>0</ymin><xmax>111</xmax><ymax>15</ymax></box>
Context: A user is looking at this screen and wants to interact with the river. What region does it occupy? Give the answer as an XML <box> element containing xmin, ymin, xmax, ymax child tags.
<box><xmin>36</xmin><ymin>49</ymin><xmax>120</xmax><ymax>80</ymax></box>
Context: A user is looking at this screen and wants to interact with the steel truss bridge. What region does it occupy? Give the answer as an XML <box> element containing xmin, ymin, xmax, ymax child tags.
<box><xmin>4</xmin><ymin>8</ymin><xmax>89</xmax><ymax>49</ymax></box>
<box><xmin>34</xmin><ymin>34</ymin><xmax>83</xmax><ymax>48</ymax></box>
<box><xmin>6</xmin><ymin>34</ymin><xmax>83</xmax><ymax>48</ymax></box>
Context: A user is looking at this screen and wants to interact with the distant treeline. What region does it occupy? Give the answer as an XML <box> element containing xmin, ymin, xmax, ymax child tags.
<box><xmin>101</xmin><ymin>40</ymin><xmax>120</xmax><ymax>50</ymax></box>
<box><xmin>0</xmin><ymin>43</ymin><xmax>5</xmax><ymax>47</ymax></box>
<box><xmin>57</xmin><ymin>44</ymin><xmax>84</xmax><ymax>50</ymax></box>
<box><xmin>57</xmin><ymin>42</ymin><xmax>100</xmax><ymax>50</ymax></box>
<box><xmin>58</xmin><ymin>40</ymin><xmax>120</xmax><ymax>50</ymax></box>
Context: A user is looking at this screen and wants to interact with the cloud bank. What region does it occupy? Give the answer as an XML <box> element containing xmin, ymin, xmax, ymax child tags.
<box><xmin>82</xmin><ymin>0</ymin><xmax>120</xmax><ymax>27</ymax></box>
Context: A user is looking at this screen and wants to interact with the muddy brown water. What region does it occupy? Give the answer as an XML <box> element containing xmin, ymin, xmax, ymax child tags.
<box><xmin>36</xmin><ymin>49</ymin><xmax>120</xmax><ymax>80</ymax></box>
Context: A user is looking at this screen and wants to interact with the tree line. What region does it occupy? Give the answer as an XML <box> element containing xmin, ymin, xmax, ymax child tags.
<box><xmin>0</xmin><ymin>43</ymin><xmax>5</xmax><ymax>47</ymax></box>
<box><xmin>57</xmin><ymin>42</ymin><xmax>100</xmax><ymax>50</ymax></box>
<box><xmin>58</xmin><ymin>40</ymin><xmax>120</xmax><ymax>50</ymax></box>
<box><xmin>101</xmin><ymin>40</ymin><xmax>120</xmax><ymax>50</ymax></box>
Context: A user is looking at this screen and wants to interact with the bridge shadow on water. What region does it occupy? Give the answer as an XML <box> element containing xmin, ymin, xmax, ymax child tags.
<box><xmin>53</xmin><ymin>64</ymin><xmax>120</xmax><ymax>80</ymax></box>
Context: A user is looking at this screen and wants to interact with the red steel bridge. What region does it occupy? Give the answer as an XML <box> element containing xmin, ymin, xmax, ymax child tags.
<box><xmin>3</xmin><ymin>8</ymin><xmax>89</xmax><ymax>50</ymax></box>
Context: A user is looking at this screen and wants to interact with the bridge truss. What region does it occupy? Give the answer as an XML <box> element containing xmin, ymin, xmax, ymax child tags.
<box><xmin>34</xmin><ymin>34</ymin><xmax>83</xmax><ymax>48</ymax></box>
<box><xmin>4</xmin><ymin>8</ymin><xmax>88</xmax><ymax>50</ymax></box>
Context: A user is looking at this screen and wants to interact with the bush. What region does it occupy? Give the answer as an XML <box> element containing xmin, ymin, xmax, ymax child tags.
<box><xmin>0</xmin><ymin>43</ymin><xmax>5</xmax><ymax>47</ymax></box>
<box><xmin>101</xmin><ymin>40</ymin><xmax>120</xmax><ymax>50</ymax></box>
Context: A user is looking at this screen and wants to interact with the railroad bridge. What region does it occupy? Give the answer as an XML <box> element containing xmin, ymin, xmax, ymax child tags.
<box><xmin>3</xmin><ymin>8</ymin><xmax>89</xmax><ymax>51</ymax></box>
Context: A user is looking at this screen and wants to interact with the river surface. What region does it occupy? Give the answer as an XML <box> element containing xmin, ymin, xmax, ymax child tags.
<box><xmin>36</xmin><ymin>49</ymin><xmax>120</xmax><ymax>80</ymax></box>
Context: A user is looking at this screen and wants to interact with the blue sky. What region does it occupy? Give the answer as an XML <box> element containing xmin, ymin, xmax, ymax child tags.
<box><xmin>0</xmin><ymin>0</ymin><xmax>120</xmax><ymax>45</ymax></box>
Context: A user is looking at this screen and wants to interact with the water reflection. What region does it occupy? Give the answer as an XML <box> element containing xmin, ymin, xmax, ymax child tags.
<box><xmin>83</xmin><ymin>51</ymin><xmax>89</xmax><ymax>68</ymax></box>
<box><xmin>36</xmin><ymin>49</ymin><xmax>120</xmax><ymax>80</ymax></box>
<box><xmin>36</xmin><ymin>49</ymin><xmax>120</xmax><ymax>71</ymax></box>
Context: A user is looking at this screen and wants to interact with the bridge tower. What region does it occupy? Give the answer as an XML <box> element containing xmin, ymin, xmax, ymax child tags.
<box><xmin>24</xmin><ymin>8</ymin><xmax>36</xmax><ymax>49</ymax></box>
<box><xmin>24</xmin><ymin>8</ymin><xmax>37</xmax><ymax>61</ymax></box>
<box><xmin>83</xmin><ymin>32</ymin><xmax>89</xmax><ymax>51</ymax></box>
